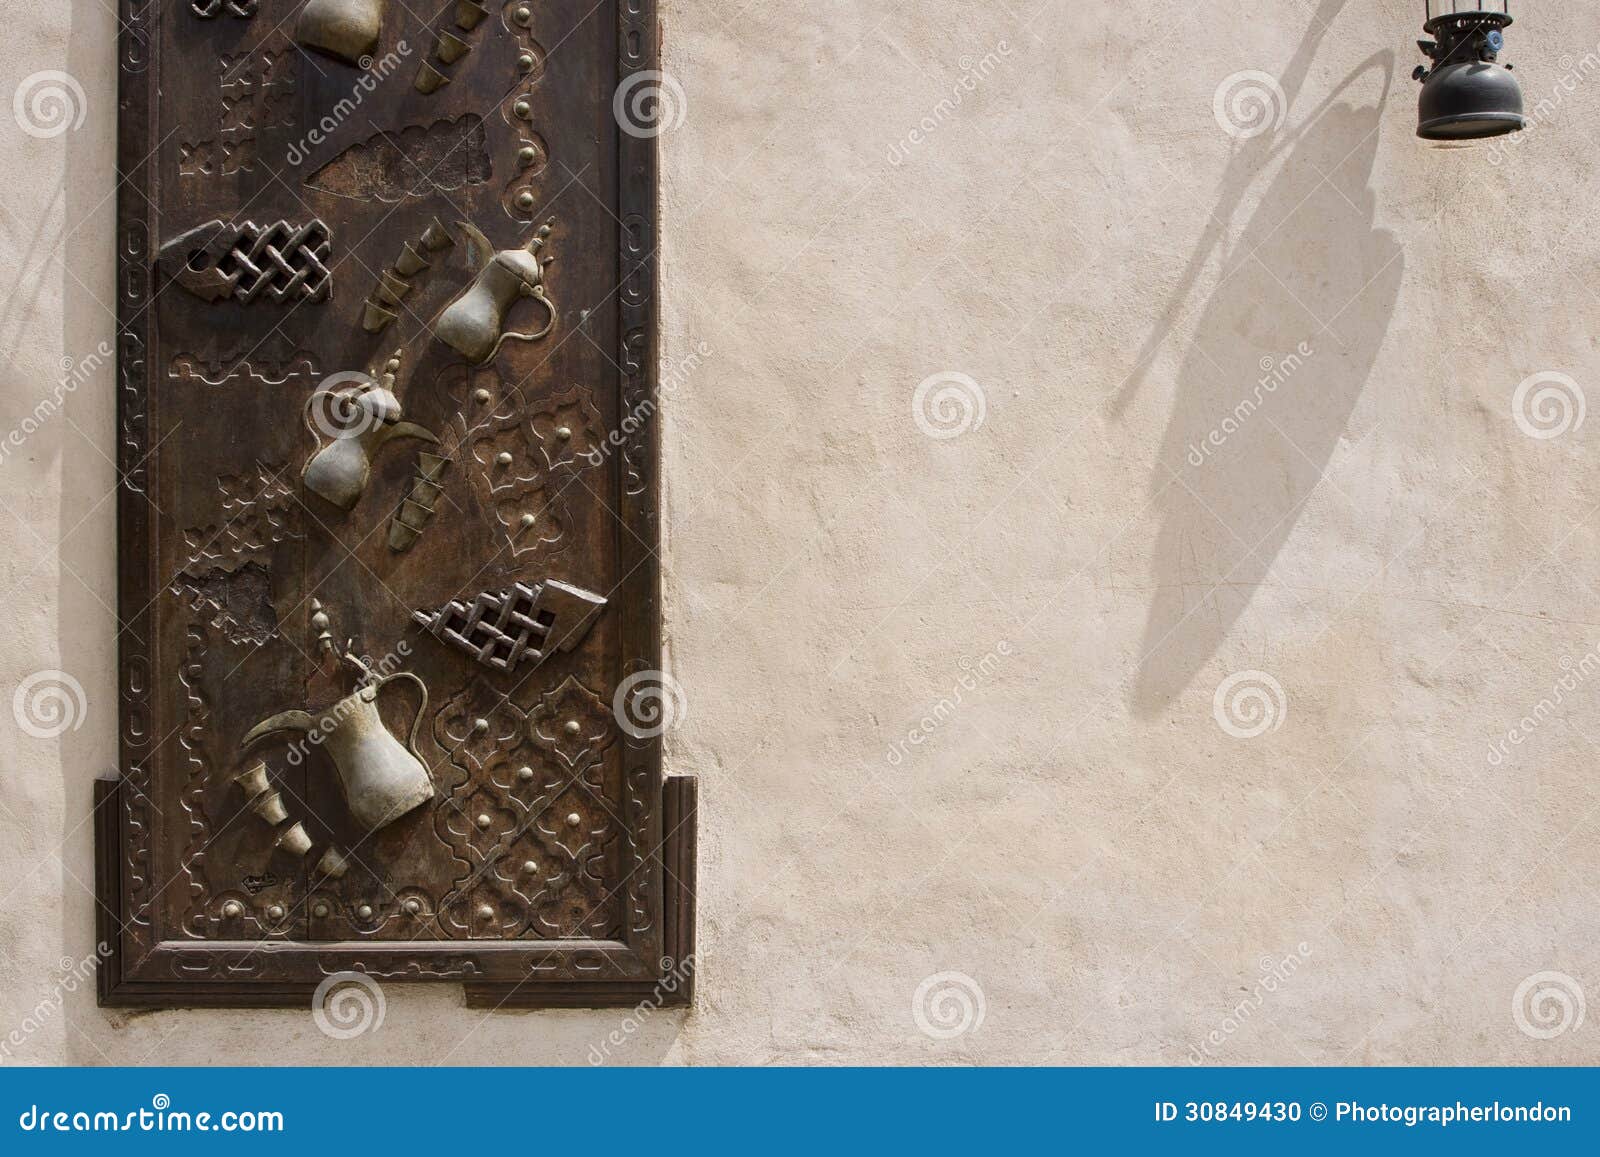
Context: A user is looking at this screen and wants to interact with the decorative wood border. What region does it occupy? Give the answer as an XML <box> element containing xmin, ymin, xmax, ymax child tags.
<box><xmin>99</xmin><ymin>0</ymin><xmax>695</xmax><ymax>1009</ymax></box>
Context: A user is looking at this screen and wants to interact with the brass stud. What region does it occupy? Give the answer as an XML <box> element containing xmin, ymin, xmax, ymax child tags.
<box><xmin>496</xmin><ymin>451</ymin><xmax>513</xmax><ymax>466</ymax></box>
<box><xmin>555</xmin><ymin>426</ymin><xmax>572</xmax><ymax>440</ymax></box>
<box><xmin>312</xmin><ymin>901</ymin><xmax>329</xmax><ymax>918</ymax></box>
<box><xmin>517</xmin><ymin>765</ymin><xmax>534</xmax><ymax>782</ymax></box>
<box><xmin>477</xmin><ymin>904</ymin><xmax>494</xmax><ymax>920</ymax></box>
<box><xmin>473</xmin><ymin>717</ymin><xmax>489</xmax><ymax>733</ymax></box>
<box><xmin>267</xmin><ymin>904</ymin><xmax>285</xmax><ymax>921</ymax></box>
<box><xmin>516</xmin><ymin>191</ymin><xmax>536</xmax><ymax>211</ymax></box>
<box><xmin>404</xmin><ymin>898</ymin><xmax>422</xmax><ymax>915</ymax></box>
<box><xmin>566</xmin><ymin>812</ymin><xmax>581</xmax><ymax>827</ymax></box>
<box><xmin>474</xmin><ymin>387</ymin><xmax>492</xmax><ymax>404</ymax></box>
<box><xmin>518</xmin><ymin>146</ymin><xmax>538</xmax><ymax>167</ymax></box>
<box><xmin>357</xmin><ymin>904</ymin><xmax>374</xmax><ymax>920</ymax></box>
<box><xmin>222</xmin><ymin>900</ymin><xmax>243</xmax><ymax>918</ymax></box>
<box><xmin>513</xmin><ymin>99</ymin><xmax>532</xmax><ymax>119</ymax></box>
<box><xmin>564</xmin><ymin>719</ymin><xmax>581</xmax><ymax>736</ymax></box>
<box><xmin>519</xmin><ymin>513</ymin><xmax>537</xmax><ymax>529</ymax></box>
<box><xmin>476</xmin><ymin>813</ymin><xmax>492</xmax><ymax>829</ymax></box>
<box><xmin>522</xmin><ymin>860</ymin><xmax>538</xmax><ymax>874</ymax></box>
<box><xmin>514</xmin><ymin>5</ymin><xmax>532</xmax><ymax>26</ymax></box>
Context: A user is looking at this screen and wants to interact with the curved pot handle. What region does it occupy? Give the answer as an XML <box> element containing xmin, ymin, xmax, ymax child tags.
<box><xmin>372</xmin><ymin>670</ymin><xmax>430</xmax><ymax>761</ymax></box>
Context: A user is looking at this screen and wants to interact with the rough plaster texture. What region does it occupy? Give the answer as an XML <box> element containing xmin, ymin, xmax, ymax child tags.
<box><xmin>3</xmin><ymin>0</ymin><xmax>1600</xmax><ymax>1065</ymax></box>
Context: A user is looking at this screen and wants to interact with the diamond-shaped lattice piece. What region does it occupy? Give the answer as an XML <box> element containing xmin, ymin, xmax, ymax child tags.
<box><xmin>412</xmin><ymin>580</ymin><xmax>606</xmax><ymax>673</ymax></box>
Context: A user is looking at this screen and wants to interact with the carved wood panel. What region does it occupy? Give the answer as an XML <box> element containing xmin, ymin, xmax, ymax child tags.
<box><xmin>99</xmin><ymin>0</ymin><xmax>694</xmax><ymax>1008</ymax></box>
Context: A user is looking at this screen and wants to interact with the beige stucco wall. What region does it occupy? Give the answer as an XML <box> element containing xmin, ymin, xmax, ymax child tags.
<box><xmin>3</xmin><ymin>0</ymin><xmax>1599</xmax><ymax>1065</ymax></box>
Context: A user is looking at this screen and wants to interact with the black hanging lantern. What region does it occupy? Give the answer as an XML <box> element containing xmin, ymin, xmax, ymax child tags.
<box><xmin>1414</xmin><ymin>2</ymin><xmax>1526</xmax><ymax>140</ymax></box>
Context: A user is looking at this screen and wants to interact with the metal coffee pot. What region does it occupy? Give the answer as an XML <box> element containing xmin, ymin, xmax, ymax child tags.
<box><xmin>434</xmin><ymin>220</ymin><xmax>557</xmax><ymax>364</ymax></box>
<box><xmin>241</xmin><ymin>670</ymin><xmax>433</xmax><ymax>835</ymax></box>
<box><xmin>296</xmin><ymin>0</ymin><xmax>386</xmax><ymax>67</ymax></box>
<box><xmin>302</xmin><ymin>352</ymin><xmax>437</xmax><ymax>510</ymax></box>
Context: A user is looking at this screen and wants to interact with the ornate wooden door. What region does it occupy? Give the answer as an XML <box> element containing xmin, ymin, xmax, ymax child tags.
<box><xmin>98</xmin><ymin>0</ymin><xmax>694</xmax><ymax>1008</ymax></box>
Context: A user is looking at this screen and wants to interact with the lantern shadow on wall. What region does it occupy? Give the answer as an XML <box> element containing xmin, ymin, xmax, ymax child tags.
<box><xmin>1112</xmin><ymin>18</ymin><xmax>1405</xmax><ymax>715</ymax></box>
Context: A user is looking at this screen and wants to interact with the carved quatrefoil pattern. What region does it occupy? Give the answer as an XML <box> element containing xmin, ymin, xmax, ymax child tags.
<box><xmin>443</xmin><ymin>366</ymin><xmax>603</xmax><ymax>563</ymax></box>
<box><xmin>431</xmin><ymin>675</ymin><xmax>620</xmax><ymax>939</ymax></box>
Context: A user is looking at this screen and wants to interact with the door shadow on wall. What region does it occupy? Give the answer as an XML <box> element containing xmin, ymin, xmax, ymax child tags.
<box><xmin>1113</xmin><ymin>42</ymin><xmax>1405</xmax><ymax>716</ymax></box>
